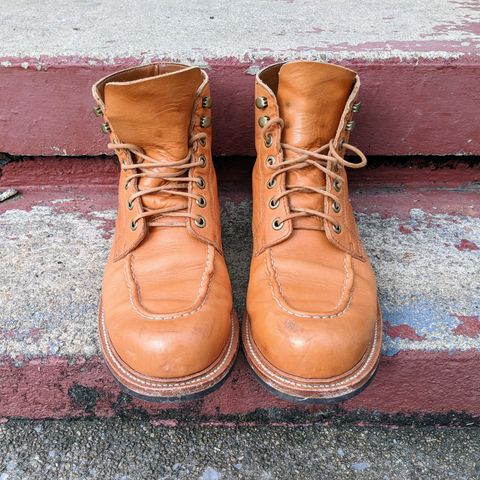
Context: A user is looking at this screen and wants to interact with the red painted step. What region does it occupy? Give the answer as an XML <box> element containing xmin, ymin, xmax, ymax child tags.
<box><xmin>0</xmin><ymin>157</ymin><xmax>479</xmax><ymax>421</ymax></box>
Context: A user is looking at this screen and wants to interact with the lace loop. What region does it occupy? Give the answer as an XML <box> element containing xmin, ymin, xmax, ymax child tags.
<box><xmin>262</xmin><ymin>117</ymin><xmax>367</xmax><ymax>231</ymax></box>
<box><xmin>108</xmin><ymin>132</ymin><xmax>208</xmax><ymax>227</ymax></box>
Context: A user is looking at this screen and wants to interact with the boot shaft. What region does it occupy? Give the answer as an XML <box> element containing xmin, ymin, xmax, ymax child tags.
<box><xmin>92</xmin><ymin>63</ymin><xmax>222</xmax><ymax>260</ymax></box>
<box><xmin>252</xmin><ymin>60</ymin><xmax>366</xmax><ymax>259</ymax></box>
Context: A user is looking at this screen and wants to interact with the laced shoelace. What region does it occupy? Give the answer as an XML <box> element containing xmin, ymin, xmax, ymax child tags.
<box><xmin>108</xmin><ymin>132</ymin><xmax>208</xmax><ymax>229</ymax></box>
<box><xmin>262</xmin><ymin>117</ymin><xmax>367</xmax><ymax>231</ymax></box>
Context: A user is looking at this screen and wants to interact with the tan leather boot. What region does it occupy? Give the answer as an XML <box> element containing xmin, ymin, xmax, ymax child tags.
<box><xmin>92</xmin><ymin>64</ymin><xmax>238</xmax><ymax>401</ymax></box>
<box><xmin>243</xmin><ymin>61</ymin><xmax>382</xmax><ymax>403</ymax></box>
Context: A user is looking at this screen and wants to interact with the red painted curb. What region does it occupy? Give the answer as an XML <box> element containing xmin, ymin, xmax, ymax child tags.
<box><xmin>0</xmin><ymin>352</ymin><xmax>479</xmax><ymax>420</ymax></box>
<box><xmin>0</xmin><ymin>57</ymin><xmax>479</xmax><ymax>156</ymax></box>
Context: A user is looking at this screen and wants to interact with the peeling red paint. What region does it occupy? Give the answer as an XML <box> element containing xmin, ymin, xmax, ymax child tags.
<box><xmin>399</xmin><ymin>225</ymin><xmax>413</xmax><ymax>235</ymax></box>
<box><xmin>453</xmin><ymin>315</ymin><xmax>480</xmax><ymax>338</ymax></box>
<box><xmin>0</xmin><ymin>351</ymin><xmax>479</xmax><ymax>420</ymax></box>
<box><xmin>1</xmin><ymin>158</ymin><xmax>479</xmax><ymax>219</ymax></box>
<box><xmin>384</xmin><ymin>321</ymin><xmax>425</xmax><ymax>341</ymax></box>
<box><xmin>455</xmin><ymin>239</ymin><xmax>479</xmax><ymax>251</ymax></box>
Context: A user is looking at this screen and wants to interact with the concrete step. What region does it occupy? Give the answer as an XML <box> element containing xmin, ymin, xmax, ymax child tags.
<box><xmin>0</xmin><ymin>0</ymin><xmax>479</xmax><ymax>157</ymax></box>
<box><xmin>0</xmin><ymin>157</ymin><xmax>479</xmax><ymax>422</ymax></box>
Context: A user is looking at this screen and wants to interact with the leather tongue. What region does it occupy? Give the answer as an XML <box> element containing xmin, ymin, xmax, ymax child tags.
<box><xmin>104</xmin><ymin>66</ymin><xmax>203</xmax><ymax>213</ymax></box>
<box><xmin>276</xmin><ymin>62</ymin><xmax>355</xmax><ymax>229</ymax></box>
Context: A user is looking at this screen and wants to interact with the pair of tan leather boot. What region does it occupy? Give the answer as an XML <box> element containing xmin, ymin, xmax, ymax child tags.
<box><xmin>92</xmin><ymin>61</ymin><xmax>382</xmax><ymax>403</ymax></box>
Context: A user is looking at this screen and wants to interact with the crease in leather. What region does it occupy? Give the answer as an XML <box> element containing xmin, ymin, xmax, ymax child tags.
<box><xmin>253</xmin><ymin>62</ymin><xmax>366</xmax><ymax>259</ymax></box>
<box><xmin>124</xmin><ymin>244</ymin><xmax>215</xmax><ymax>319</ymax></box>
<box><xmin>267</xmin><ymin>247</ymin><xmax>354</xmax><ymax>317</ymax></box>
<box><xmin>94</xmin><ymin>64</ymin><xmax>222</xmax><ymax>259</ymax></box>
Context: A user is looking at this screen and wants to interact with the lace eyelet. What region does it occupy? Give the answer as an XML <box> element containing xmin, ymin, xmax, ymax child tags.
<box><xmin>196</xmin><ymin>195</ymin><xmax>207</xmax><ymax>208</ymax></box>
<box><xmin>264</xmin><ymin>134</ymin><xmax>273</xmax><ymax>148</ymax></box>
<box><xmin>255</xmin><ymin>96</ymin><xmax>268</xmax><ymax>109</ymax></box>
<box><xmin>195</xmin><ymin>216</ymin><xmax>206</xmax><ymax>228</ymax></box>
<box><xmin>197</xmin><ymin>177</ymin><xmax>206</xmax><ymax>189</ymax></box>
<box><xmin>265</xmin><ymin>155</ymin><xmax>275</xmax><ymax>168</ymax></box>
<box><xmin>258</xmin><ymin>116</ymin><xmax>270</xmax><ymax>128</ymax></box>
<box><xmin>333</xmin><ymin>163</ymin><xmax>340</xmax><ymax>173</ymax></box>
<box><xmin>333</xmin><ymin>179</ymin><xmax>342</xmax><ymax>192</ymax></box>
<box><xmin>332</xmin><ymin>201</ymin><xmax>341</xmax><ymax>213</ymax></box>
<box><xmin>266</xmin><ymin>177</ymin><xmax>276</xmax><ymax>189</ymax></box>
<box><xmin>127</xmin><ymin>199</ymin><xmax>134</xmax><ymax>210</ymax></box>
<box><xmin>202</xmin><ymin>96</ymin><xmax>212</xmax><ymax>108</ymax></box>
<box><xmin>272</xmin><ymin>218</ymin><xmax>284</xmax><ymax>230</ymax></box>
<box><xmin>333</xmin><ymin>224</ymin><xmax>342</xmax><ymax>234</ymax></box>
<box><xmin>124</xmin><ymin>178</ymin><xmax>131</xmax><ymax>190</ymax></box>
<box><xmin>345</xmin><ymin>120</ymin><xmax>355</xmax><ymax>132</ymax></box>
<box><xmin>199</xmin><ymin>137</ymin><xmax>206</xmax><ymax>147</ymax></box>
<box><xmin>352</xmin><ymin>102</ymin><xmax>362</xmax><ymax>113</ymax></box>
<box><xmin>130</xmin><ymin>220</ymin><xmax>138</xmax><ymax>231</ymax></box>
<box><xmin>200</xmin><ymin>116</ymin><xmax>211</xmax><ymax>128</ymax></box>
<box><xmin>338</xmin><ymin>138</ymin><xmax>345</xmax><ymax>150</ymax></box>
<box><xmin>198</xmin><ymin>155</ymin><xmax>207</xmax><ymax>168</ymax></box>
<box><xmin>269</xmin><ymin>197</ymin><xmax>279</xmax><ymax>209</ymax></box>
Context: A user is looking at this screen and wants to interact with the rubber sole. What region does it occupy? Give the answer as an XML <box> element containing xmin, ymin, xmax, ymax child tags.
<box><xmin>242</xmin><ymin>306</ymin><xmax>382</xmax><ymax>404</ymax></box>
<box><xmin>98</xmin><ymin>300</ymin><xmax>239</xmax><ymax>402</ymax></box>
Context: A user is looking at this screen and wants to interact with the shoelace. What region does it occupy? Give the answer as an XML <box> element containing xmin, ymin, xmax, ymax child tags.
<box><xmin>262</xmin><ymin>117</ymin><xmax>367</xmax><ymax>231</ymax></box>
<box><xmin>108</xmin><ymin>132</ymin><xmax>207</xmax><ymax>228</ymax></box>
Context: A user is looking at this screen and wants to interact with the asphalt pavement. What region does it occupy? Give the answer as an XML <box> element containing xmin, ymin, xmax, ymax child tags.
<box><xmin>0</xmin><ymin>419</ymin><xmax>479</xmax><ymax>479</ymax></box>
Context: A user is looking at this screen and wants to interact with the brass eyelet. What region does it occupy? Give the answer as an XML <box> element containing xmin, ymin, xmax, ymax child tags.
<box><xmin>197</xmin><ymin>177</ymin><xmax>206</xmax><ymax>189</ymax></box>
<box><xmin>338</xmin><ymin>138</ymin><xmax>345</xmax><ymax>150</ymax></box>
<box><xmin>332</xmin><ymin>201</ymin><xmax>341</xmax><ymax>213</ymax></box>
<box><xmin>333</xmin><ymin>224</ymin><xmax>342</xmax><ymax>234</ymax></box>
<box><xmin>198</xmin><ymin>155</ymin><xmax>207</xmax><ymax>168</ymax></box>
<box><xmin>130</xmin><ymin>220</ymin><xmax>138</xmax><ymax>231</ymax></box>
<box><xmin>345</xmin><ymin>120</ymin><xmax>355</xmax><ymax>131</ymax></box>
<box><xmin>255</xmin><ymin>96</ymin><xmax>268</xmax><ymax>109</ymax></box>
<box><xmin>333</xmin><ymin>163</ymin><xmax>340</xmax><ymax>173</ymax></box>
<box><xmin>272</xmin><ymin>218</ymin><xmax>284</xmax><ymax>230</ymax></box>
<box><xmin>266</xmin><ymin>177</ymin><xmax>276</xmax><ymax>189</ymax></box>
<box><xmin>333</xmin><ymin>179</ymin><xmax>342</xmax><ymax>192</ymax></box>
<box><xmin>196</xmin><ymin>195</ymin><xmax>207</xmax><ymax>208</ymax></box>
<box><xmin>200</xmin><ymin>116</ymin><xmax>211</xmax><ymax>128</ymax></box>
<box><xmin>258</xmin><ymin>115</ymin><xmax>270</xmax><ymax>128</ymax></box>
<box><xmin>93</xmin><ymin>105</ymin><xmax>103</xmax><ymax>117</ymax></box>
<box><xmin>195</xmin><ymin>216</ymin><xmax>206</xmax><ymax>228</ymax></box>
<box><xmin>269</xmin><ymin>197</ymin><xmax>279</xmax><ymax>209</ymax></box>
<box><xmin>127</xmin><ymin>199</ymin><xmax>134</xmax><ymax>210</ymax></box>
<box><xmin>264</xmin><ymin>134</ymin><xmax>273</xmax><ymax>148</ymax></box>
<box><xmin>265</xmin><ymin>155</ymin><xmax>276</xmax><ymax>168</ymax></box>
<box><xmin>124</xmin><ymin>178</ymin><xmax>131</xmax><ymax>190</ymax></box>
<box><xmin>101</xmin><ymin>122</ymin><xmax>111</xmax><ymax>134</ymax></box>
<box><xmin>202</xmin><ymin>96</ymin><xmax>212</xmax><ymax>108</ymax></box>
<box><xmin>199</xmin><ymin>137</ymin><xmax>206</xmax><ymax>147</ymax></box>
<box><xmin>258</xmin><ymin>116</ymin><xmax>270</xmax><ymax>128</ymax></box>
<box><xmin>352</xmin><ymin>102</ymin><xmax>362</xmax><ymax>113</ymax></box>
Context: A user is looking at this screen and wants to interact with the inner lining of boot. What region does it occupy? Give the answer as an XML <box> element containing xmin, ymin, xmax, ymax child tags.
<box><xmin>259</xmin><ymin>63</ymin><xmax>283</xmax><ymax>94</ymax></box>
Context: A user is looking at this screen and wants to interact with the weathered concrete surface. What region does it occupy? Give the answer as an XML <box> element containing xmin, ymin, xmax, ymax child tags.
<box><xmin>0</xmin><ymin>158</ymin><xmax>479</xmax><ymax>420</ymax></box>
<box><xmin>1</xmin><ymin>419</ymin><xmax>479</xmax><ymax>480</ymax></box>
<box><xmin>0</xmin><ymin>1</ymin><xmax>479</xmax><ymax>157</ymax></box>
<box><xmin>1</xmin><ymin>0</ymin><xmax>479</xmax><ymax>60</ymax></box>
